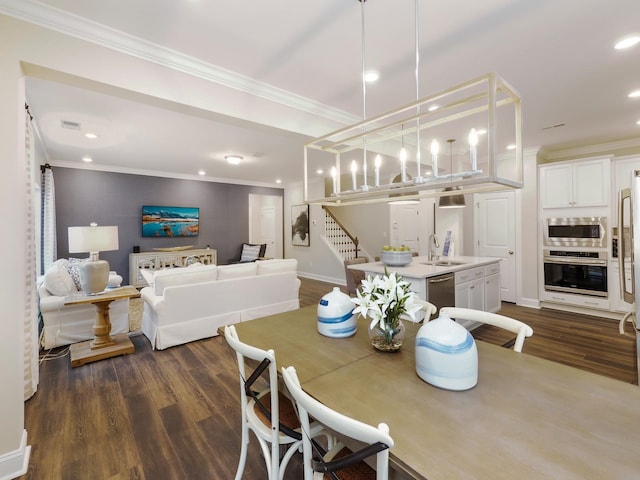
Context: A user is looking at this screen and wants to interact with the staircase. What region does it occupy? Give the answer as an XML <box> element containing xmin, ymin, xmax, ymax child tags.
<box><xmin>322</xmin><ymin>206</ymin><xmax>361</xmax><ymax>260</ymax></box>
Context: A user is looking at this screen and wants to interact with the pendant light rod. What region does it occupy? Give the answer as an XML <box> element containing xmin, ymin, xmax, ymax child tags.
<box><xmin>360</xmin><ymin>0</ymin><xmax>368</xmax><ymax>190</ymax></box>
<box><xmin>414</xmin><ymin>0</ymin><xmax>423</xmax><ymax>181</ymax></box>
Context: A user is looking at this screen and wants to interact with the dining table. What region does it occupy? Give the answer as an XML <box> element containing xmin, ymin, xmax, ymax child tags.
<box><xmin>229</xmin><ymin>305</ymin><xmax>640</xmax><ymax>479</ymax></box>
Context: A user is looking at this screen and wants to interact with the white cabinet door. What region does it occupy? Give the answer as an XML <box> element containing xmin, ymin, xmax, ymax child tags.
<box><xmin>455</xmin><ymin>277</ymin><xmax>484</xmax><ymax>329</ymax></box>
<box><xmin>484</xmin><ymin>273</ymin><xmax>501</xmax><ymax>313</ymax></box>
<box><xmin>541</xmin><ymin>163</ymin><xmax>573</xmax><ymax>208</ymax></box>
<box><xmin>573</xmin><ymin>160</ymin><xmax>609</xmax><ymax>207</ymax></box>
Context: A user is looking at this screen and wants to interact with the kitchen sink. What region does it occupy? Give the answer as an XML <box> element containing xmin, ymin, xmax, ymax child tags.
<box><xmin>422</xmin><ymin>260</ymin><xmax>467</xmax><ymax>267</ymax></box>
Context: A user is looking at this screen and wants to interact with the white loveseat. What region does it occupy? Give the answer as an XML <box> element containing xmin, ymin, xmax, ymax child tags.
<box><xmin>39</xmin><ymin>259</ymin><xmax>129</xmax><ymax>349</ymax></box>
<box><xmin>140</xmin><ymin>258</ymin><xmax>300</xmax><ymax>350</ymax></box>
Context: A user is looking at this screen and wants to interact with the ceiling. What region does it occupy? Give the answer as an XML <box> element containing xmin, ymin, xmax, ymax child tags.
<box><xmin>8</xmin><ymin>0</ymin><xmax>640</xmax><ymax>187</ymax></box>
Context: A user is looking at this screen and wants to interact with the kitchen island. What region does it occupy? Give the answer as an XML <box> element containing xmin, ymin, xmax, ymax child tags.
<box><xmin>348</xmin><ymin>255</ymin><xmax>502</xmax><ymax>324</ymax></box>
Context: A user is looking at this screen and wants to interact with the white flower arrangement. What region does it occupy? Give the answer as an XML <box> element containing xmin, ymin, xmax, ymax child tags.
<box><xmin>352</xmin><ymin>269</ymin><xmax>422</xmax><ymax>332</ymax></box>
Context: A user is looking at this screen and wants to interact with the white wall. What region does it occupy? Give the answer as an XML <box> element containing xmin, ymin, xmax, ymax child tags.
<box><xmin>0</xmin><ymin>17</ymin><xmax>29</xmax><ymax>476</ymax></box>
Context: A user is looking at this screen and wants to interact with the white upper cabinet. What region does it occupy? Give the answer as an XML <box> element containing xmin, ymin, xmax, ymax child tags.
<box><xmin>540</xmin><ymin>157</ymin><xmax>610</xmax><ymax>209</ymax></box>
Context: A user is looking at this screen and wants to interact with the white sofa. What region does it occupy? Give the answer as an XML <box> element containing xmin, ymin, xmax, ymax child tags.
<box><xmin>140</xmin><ymin>258</ymin><xmax>300</xmax><ymax>350</ymax></box>
<box><xmin>39</xmin><ymin>259</ymin><xmax>129</xmax><ymax>349</ymax></box>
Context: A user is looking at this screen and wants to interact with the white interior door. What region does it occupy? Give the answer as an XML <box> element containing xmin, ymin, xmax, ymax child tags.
<box><xmin>390</xmin><ymin>204</ymin><xmax>419</xmax><ymax>251</ymax></box>
<box><xmin>475</xmin><ymin>191</ymin><xmax>516</xmax><ymax>303</ymax></box>
<box><xmin>249</xmin><ymin>194</ymin><xmax>283</xmax><ymax>259</ymax></box>
<box><xmin>260</xmin><ymin>206</ymin><xmax>276</xmax><ymax>258</ymax></box>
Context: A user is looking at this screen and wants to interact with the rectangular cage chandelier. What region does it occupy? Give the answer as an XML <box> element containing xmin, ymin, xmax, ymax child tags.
<box><xmin>303</xmin><ymin>72</ymin><xmax>523</xmax><ymax>206</ymax></box>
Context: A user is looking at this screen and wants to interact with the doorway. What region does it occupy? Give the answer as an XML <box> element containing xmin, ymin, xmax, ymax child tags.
<box><xmin>248</xmin><ymin>194</ymin><xmax>283</xmax><ymax>259</ymax></box>
<box><xmin>474</xmin><ymin>190</ymin><xmax>517</xmax><ymax>303</ymax></box>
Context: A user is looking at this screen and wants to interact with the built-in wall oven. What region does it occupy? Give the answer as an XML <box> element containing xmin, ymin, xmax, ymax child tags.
<box><xmin>543</xmin><ymin>250</ymin><xmax>608</xmax><ymax>298</ymax></box>
<box><xmin>544</xmin><ymin>217</ymin><xmax>607</xmax><ymax>248</ymax></box>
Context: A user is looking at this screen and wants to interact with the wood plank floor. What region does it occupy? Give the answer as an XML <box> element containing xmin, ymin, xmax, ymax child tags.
<box><xmin>22</xmin><ymin>277</ymin><xmax>637</xmax><ymax>479</ymax></box>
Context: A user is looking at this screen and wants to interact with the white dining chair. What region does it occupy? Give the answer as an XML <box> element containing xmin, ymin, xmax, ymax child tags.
<box><xmin>282</xmin><ymin>365</ymin><xmax>394</xmax><ymax>480</ymax></box>
<box><xmin>224</xmin><ymin>325</ymin><xmax>323</xmax><ymax>480</ymax></box>
<box><xmin>439</xmin><ymin>307</ymin><xmax>534</xmax><ymax>353</ymax></box>
<box><xmin>401</xmin><ymin>298</ymin><xmax>437</xmax><ymax>323</ymax></box>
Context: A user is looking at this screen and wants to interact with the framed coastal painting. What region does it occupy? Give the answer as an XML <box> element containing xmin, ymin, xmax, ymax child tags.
<box><xmin>142</xmin><ymin>205</ymin><xmax>199</xmax><ymax>237</ymax></box>
<box><xmin>291</xmin><ymin>204</ymin><xmax>310</xmax><ymax>246</ymax></box>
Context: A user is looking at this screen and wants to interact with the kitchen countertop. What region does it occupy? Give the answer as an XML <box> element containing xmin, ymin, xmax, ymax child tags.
<box><xmin>347</xmin><ymin>255</ymin><xmax>500</xmax><ymax>279</ymax></box>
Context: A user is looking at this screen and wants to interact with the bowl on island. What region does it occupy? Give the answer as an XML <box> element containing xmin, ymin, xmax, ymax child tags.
<box><xmin>380</xmin><ymin>249</ymin><xmax>413</xmax><ymax>267</ymax></box>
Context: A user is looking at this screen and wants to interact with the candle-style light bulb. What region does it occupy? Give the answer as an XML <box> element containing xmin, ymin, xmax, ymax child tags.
<box><xmin>350</xmin><ymin>160</ymin><xmax>358</xmax><ymax>190</ymax></box>
<box><xmin>468</xmin><ymin>128</ymin><xmax>478</xmax><ymax>171</ymax></box>
<box><xmin>374</xmin><ymin>154</ymin><xmax>381</xmax><ymax>186</ymax></box>
<box><xmin>430</xmin><ymin>139</ymin><xmax>439</xmax><ymax>177</ymax></box>
<box><xmin>331</xmin><ymin>166</ymin><xmax>337</xmax><ymax>194</ymax></box>
<box><xmin>399</xmin><ymin>147</ymin><xmax>408</xmax><ymax>182</ymax></box>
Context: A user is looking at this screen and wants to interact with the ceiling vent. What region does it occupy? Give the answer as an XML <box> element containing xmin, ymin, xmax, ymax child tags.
<box><xmin>61</xmin><ymin>120</ymin><xmax>81</xmax><ymax>130</ymax></box>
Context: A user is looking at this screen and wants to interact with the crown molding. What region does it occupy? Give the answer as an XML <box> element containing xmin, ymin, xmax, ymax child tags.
<box><xmin>0</xmin><ymin>0</ymin><xmax>359</xmax><ymax>128</ymax></box>
<box><xmin>50</xmin><ymin>160</ymin><xmax>285</xmax><ymax>189</ymax></box>
<box><xmin>539</xmin><ymin>137</ymin><xmax>640</xmax><ymax>161</ymax></box>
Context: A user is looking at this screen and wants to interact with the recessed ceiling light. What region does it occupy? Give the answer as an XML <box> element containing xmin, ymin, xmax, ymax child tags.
<box><xmin>84</xmin><ymin>132</ymin><xmax>98</xmax><ymax>139</ymax></box>
<box><xmin>629</xmin><ymin>90</ymin><xmax>640</xmax><ymax>98</ymax></box>
<box><xmin>82</xmin><ymin>156</ymin><xmax>92</xmax><ymax>162</ymax></box>
<box><xmin>506</xmin><ymin>144</ymin><xmax>516</xmax><ymax>150</ymax></box>
<box><xmin>198</xmin><ymin>170</ymin><xmax>206</xmax><ymax>176</ymax></box>
<box><xmin>363</xmin><ymin>70</ymin><xmax>379</xmax><ymax>83</ymax></box>
<box><xmin>275</xmin><ymin>179</ymin><xmax>282</xmax><ymax>184</ymax></box>
<box><xmin>225</xmin><ymin>155</ymin><xmax>242</xmax><ymax>165</ymax></box>
<box><xmin>476</xmin><ymin>129</ymin><xmax>487</xmax><ymax>135</ymax></box>
<box><xmin>615</xmin><ymin>35</ymin><xmax>640</xmax><ymax>50</ymax></box>
<box><xmin>637</xmin><ymin>119</ymin><xmax>640</xmax><ymax>125</ymax></box>
<box><xmin>316</xmin><ymin>169</ymin><xmax>323</xmax><ymax>175</ymax></box>
<box><xmin>427</xmin><ymin>104</ymin><xmax>439</xmax><ymax>112</ymax></box>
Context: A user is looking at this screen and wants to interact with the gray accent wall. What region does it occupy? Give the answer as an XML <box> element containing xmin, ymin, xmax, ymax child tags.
<box><xmin>53</xmin><ymin>167</ymin><xmax>283</xmax><ymax>284</ymax></box>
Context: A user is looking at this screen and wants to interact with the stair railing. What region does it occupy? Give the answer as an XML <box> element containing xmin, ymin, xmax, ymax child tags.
<box><xmin>322</xmin><ymin>206</ymin><xmax>360</xmax><ymax>260</ymax></box>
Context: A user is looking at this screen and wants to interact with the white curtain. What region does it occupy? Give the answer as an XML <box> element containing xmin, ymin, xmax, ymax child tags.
<box><xmin>24</xmin><ymin>105</ymin><xmax>39</xmax><ymax>400</ymax></box>
<box><xmin>41</xmin><ymin>165</ymin><xmax>56</xmax><ymax>272</ymax></box>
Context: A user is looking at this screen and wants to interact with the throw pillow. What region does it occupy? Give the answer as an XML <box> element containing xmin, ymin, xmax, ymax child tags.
<box><xmin>43</xmin><ymin>259</ymin><xmax>77</xmax><ymax>296</ymax></box>
<box><xmin>66</xmin><ymin>257</ymin><xmax>87</xmax><ymax>290</ymax></box>
<box><xmin>240</xmin><ymin>243</ymin><xmax>262</xmax><ymax>262</ymax></box>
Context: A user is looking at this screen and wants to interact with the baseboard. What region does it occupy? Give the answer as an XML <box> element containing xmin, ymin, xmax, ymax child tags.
<box><xmin>297</xmin><ymin>271</ymin><xmax>346</xmax><ymax>286</ymax></box>
<box><xmin>516</xmin><ymin>297</ymin><xmax>540</xmax><ymax>309</ymax></box>
<box><xmin>0</xmin><ymin>430</ymin><xmax>30</xmax><ymax>480</ymax></box>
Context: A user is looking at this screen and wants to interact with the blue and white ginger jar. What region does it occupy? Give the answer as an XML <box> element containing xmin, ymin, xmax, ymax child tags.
<box><xmin>317</xmin><ymin>287</ymin><xmax>357</xmax><ymax>338</ymax></box>
<box><xmin>415</xmin><ymin>312</ymin><xmax>478</xmax><ymax>391</ymax></box>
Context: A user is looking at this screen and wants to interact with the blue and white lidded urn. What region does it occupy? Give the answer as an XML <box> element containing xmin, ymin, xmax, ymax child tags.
<box><xmin>415</xmin><ymin>312</ymin><xmax>478</xmax><ymax>391</ymax></box>
<box><xmin>317</xmin><ymin>287</ymin><xmax>357</xmax><ymax>338</ymax></box>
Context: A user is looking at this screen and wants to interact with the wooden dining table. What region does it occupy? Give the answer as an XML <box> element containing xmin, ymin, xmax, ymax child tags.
<box><xmin>229</xmin><ymin>305</ymin><xmax>640</xmax><ymax>479</ymax></box>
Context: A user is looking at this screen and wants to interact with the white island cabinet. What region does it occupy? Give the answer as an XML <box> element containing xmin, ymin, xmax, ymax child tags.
<box><xmin>347</xmin><ymin>256</ymin><xmax>501</xmax><ymax>328</ymax></box>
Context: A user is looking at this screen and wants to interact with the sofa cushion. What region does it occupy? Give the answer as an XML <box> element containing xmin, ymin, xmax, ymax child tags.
<box><xmin>44</xmin><ymin>259</ymin><xmax>78</xmax><ymax>296</ymax></box>
<box><xmin>256</xmin><ymin>259</ymin><xmax>298</xmax><ymax>275</ymax></box>
<box><xmin>154</xmin><ymin>264</ymin><xmax>218</xmax><ymax>296</ymax></box>
<box><xmin>217</xmin><ymin>262</ymin><xmax>258</xmax><ymax>280</ymax></box>
<box><xmin>240</xmin><ymin>243</ymin><xmax>262</xmax><ymax>262</ymax></box>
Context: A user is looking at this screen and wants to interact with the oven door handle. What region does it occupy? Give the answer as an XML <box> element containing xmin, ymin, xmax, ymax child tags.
<box><xmin>543</xmin><ymin>257</ymin><xmax>607</xmax><ymax>266</ymax></box>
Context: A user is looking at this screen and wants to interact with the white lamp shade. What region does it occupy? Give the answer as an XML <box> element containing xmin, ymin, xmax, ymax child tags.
<box><xmin>68</xmin><ymin>225</ymin><xmax>119</xmax><ymax>254</ymax></box>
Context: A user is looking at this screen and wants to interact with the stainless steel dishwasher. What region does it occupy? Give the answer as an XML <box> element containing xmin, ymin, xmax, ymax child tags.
<box><xmin>427</xmin><ymin>273</ymin><xmax>455</xmax><ymax>319</ymax></box>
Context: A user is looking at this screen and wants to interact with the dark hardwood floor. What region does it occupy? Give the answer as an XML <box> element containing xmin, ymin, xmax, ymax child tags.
<box><xmin>22</xmin><ymin>277</ymin><xmax>637</xmax><ymax>479</ymax></box>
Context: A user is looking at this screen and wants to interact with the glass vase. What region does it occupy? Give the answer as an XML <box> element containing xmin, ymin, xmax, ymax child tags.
<box><xmin>368</xmin><ymin>317</ymin><xmax>405</xmax><ymax>352</ymax></box>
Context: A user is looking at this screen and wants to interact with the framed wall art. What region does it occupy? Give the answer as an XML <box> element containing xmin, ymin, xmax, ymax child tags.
<box><xmin>291</xmin><ymin>204</ymin><xmax>310</xmax><ymax>246</ymax></box>
<box><xmin>142</xmin><ymin>205</ymin><xmax>199</xmax><ymax>237</ymax></box>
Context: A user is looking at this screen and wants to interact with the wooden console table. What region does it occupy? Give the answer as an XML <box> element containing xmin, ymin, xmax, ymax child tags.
<box><xmin>65</xmin><ymin>286</ymin><xmax>141</xmax><ymax>367</ymax></box>
<box><xmin>129</xmin><ymin>248</ymin><xmax>217</xmax><ymax>287</ymax></box>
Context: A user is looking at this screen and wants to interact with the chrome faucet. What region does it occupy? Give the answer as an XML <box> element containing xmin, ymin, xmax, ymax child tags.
<box><xmin>428</xmin><ymin>234</ymin><xmax>440</xmax><ymax>262</ymax></box>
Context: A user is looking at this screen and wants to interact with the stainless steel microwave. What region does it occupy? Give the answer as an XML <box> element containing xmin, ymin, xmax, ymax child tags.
<box><xmin>544</xmin><ymin>217</ymin><xmax>607</xmax><ymax>248</ymax></box>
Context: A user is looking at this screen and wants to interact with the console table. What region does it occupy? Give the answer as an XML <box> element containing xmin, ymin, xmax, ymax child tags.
<box><xmin>66</xmin><ymin>286</ymin><xmax>141</xmax><ymax>367</ymax></box>
<box><xmin>128</xmin><ymin>248</ymin><xmax>217</xmax><ymax>287</ymax></box>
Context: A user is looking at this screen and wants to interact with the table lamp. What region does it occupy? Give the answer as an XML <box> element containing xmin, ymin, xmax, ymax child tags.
<box><xmin>68</xmin><ymin>223</ymin><xmax>119</xmax><ymax>294</ymax></box>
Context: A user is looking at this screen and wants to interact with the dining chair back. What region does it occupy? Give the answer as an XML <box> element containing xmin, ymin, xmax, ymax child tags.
<box><xmin>439</xmin><ymin>307</ymin><xmax>533</xmax><ymax>352</ymax></box>
<box><xmin>402</xmin><ymin>298</ymin><xmax>437</xmax><ymax>323</ymax></box>
<box><xmin>282</xmin><ymin>365</ymin><xmax>394</xmax><ymax>480</ymax></box>
<box><xmin>343</xmin><ymin>257</ymin><xmax>369</xmax><ymax>296</ymax></box>
<box><xmin>225</xmin><ymin>325</ymin><xmax>320</xmax><ymax>480</ymax></box>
